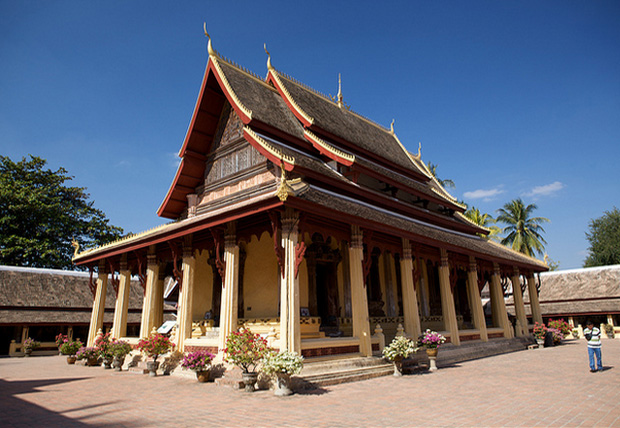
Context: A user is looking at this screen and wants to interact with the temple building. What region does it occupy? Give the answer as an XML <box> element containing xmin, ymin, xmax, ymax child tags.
<box><xmin>73</xmin><ymin>33</ymin><xmax>548</xmax><ymax>360</ymax></box>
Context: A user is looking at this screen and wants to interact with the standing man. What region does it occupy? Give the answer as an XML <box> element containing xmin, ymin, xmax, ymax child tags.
<box><xmin>583</xmin><ymin>320</ymin><xmax>603</xmax><ymax>372</ymax></box>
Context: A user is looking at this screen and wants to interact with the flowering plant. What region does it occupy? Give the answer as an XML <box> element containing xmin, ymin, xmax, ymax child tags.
<box><xmin>76</xmin><ymin>346</ymin><xmax>98</xmax><ymax>360</ymax></box>
<box><xmin>181</xmin><ymin>350</ymin><xmax>215</xmax><ymax>372</ymax></box>
<box><xmin>137</xmin><ymin>333</ymin><xmax>173</xmax><ymax>362</ymax></box>
<box><xmin>261</xmin><ymin>350</ymin><xmax>304</xmax><ymax>376</ymax></box>
<box><xmin>223</xmin><ymin>328</ymin><xmax>270</xmax><ymax>373</ymax></box>
<box><xmin>55</xmin><ymin>333</ymin><xmax>69</xmax><ymax>347</ymax></box>
<box><xmin>383</xmin><ymin>336</ymin><xmax>418</xmax><ymax>361</ymax></box>
<box><xmin>60</xmin><ymin>340</ymin><xmax>83</xmax><ymax>356</ymax></box>
<box><xmin>532</xmin><ymin>322</ymin><xmax>548</xmax><ymax>340</ymax></box>
<box><xmin>419</xmin><ymin>329</ymin><xmax>446</xmax><ymax>349</ymax></box>
<box><xmin>547</xmin><ymin>319</ymin><xmax>572</xmax><ymax>337</ymax></box>
<box><xmin>94</xmin><ymin>332</ymin><xmax>113</xmax><ymax>360</ymax></box>
<box><xmin>109</xmin><ymin>339</ymin><xmax>133</xmax><ymax>358</ymax></box>
<box><xmin>23</xmin><ymin>337</ymin><xmax>41</xmax><ymax>352</ymax></box>
<box><xmin>549</xmin><ymin>328</ymin><xmax>563</xmax><ymax>345</ymax></box>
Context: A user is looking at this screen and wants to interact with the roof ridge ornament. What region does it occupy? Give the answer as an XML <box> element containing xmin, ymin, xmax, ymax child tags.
<box><xmin>264</xmin><ymin>43</ymin><xmax>274</xmax><ymax>71</ymax></box>
<box><xmin>203</xmin><ymin>22</ymin><xmax>216</xmax><ymax>57</ymax></box>
<box><xmin>415</xmin><ymin>142</ymin><xmax>422</xmax><ymax>159</ymax></box>
<box><xmin>276</xmin><ymin>158</ymin><xmax>292</xmax><ymax>202</ymax></box>
<box><xmin>337</xmin><ymin>73</ymin><xmax>343</xmax><ymax>108</ymax></box>
<box><xmin>390</xmin><ymin>119</ymin><xmax>395</xmax><ymax>135</ymax></box>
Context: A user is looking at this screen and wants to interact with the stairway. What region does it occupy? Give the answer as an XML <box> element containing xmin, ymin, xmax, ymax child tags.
<box><xmin>294</xmin><ymin>356</ymin><xmax>394</xmax><ymax>388</ymax></box>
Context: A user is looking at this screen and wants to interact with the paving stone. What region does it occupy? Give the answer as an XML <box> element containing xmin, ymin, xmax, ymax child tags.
<box><xmin>1</xmin><ymin>338</ymin><xmax>619</xmax><ymax>427</ymax></box>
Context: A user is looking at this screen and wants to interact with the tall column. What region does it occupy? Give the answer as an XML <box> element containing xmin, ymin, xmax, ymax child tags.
<box><xmin>218</xmin><ymin>224</ymin><xmax>239</xmax><ymax>351</ymax></box>
<box><xmin>420</xmin><ymin>259</ymin><xmax>431</xmax><ymax>317</ymax></box>
<box><xmin>511</xmin><ymin>267</ymin><xmax>528</xmax><ymax>337</ymax></box>
<box><xmin>112</xmin><ymin>256</ymin><xmax>131</xmax><ymax>339</ymax></box>
<box><xmin>438</xmin><ymin>249</ymin><xmax>460</xmax><ymax>345</ymax></box>
<box><xmin>178</xmin><ymin>237</ymin><xmax>196</xmax><ymax>352</ymax></box>
<box><xmin>279</xmin><ymin>209</ymin><xmax>301</xmax><ymax>353</ymax></box>
<box><xmin>87</xmin><ymin>261</ymin><xmax>108</xmax><ymax>346</ymax></box>
<box><xmin>466</xmin><ymin>257</ymin><xmax>488</xmax><ymax>342</ymax></box>
<box><xmin>139</xmin><ymin>247</ymin><xmax>159</xmax><ymax>338</ymax></box>
<box><xmin>527</xmin><ymin>274</ymin><xmax>543</xmax><ymax>324</ymax></box>
<box><xmin>491</xmin><ymin>263</ymin><xmax>514</xmax><ymax>339</ymax></box>
<box><xmin>400</xmin><ymin>239</ymin><xmax>422</xmax><ymax>338</ymax></box>
<box><xmin>349</xmin><ymin>225</ymin><xmax>372</xmax><ymax>356</ymax></box>
<box><xmin>153</xmin><ymin>266</ymin><xmax>166</xmax><ymax>329</ymax></box>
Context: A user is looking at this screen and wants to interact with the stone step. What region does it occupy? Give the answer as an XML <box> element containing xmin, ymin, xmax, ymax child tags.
<box><xmin>296</xmin><ymin>362</ymin><xmax>395</xmax><ymax>388</ymax></box>
<box><xmin>300</xmin><ymin>355</ymin><xmax>384</xmax><ymax>375</ymax></box>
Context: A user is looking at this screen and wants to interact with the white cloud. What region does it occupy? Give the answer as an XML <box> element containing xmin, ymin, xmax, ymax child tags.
<box><xmin>525</xmin><ymin>181</ymin><xmax>564</xmax><ymax>197</ymax></box>
<box><xmin>168</xmin><ymin>152</ymin><xmax>181</xmax><ymax>169</ymax></box>
<box><xmin>463</xmin><ymin>188</ymin><xmax>505</xmax><ymax>201</ymax></box>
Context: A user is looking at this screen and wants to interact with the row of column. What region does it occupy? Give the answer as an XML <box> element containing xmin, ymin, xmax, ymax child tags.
<box><xmin>86</xmin><ymin>210</ymin><xmax>544</xmax><ymax>354</ymax></box>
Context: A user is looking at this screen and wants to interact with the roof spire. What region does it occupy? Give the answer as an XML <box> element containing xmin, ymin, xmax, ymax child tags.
<box><xmin>264</xmin><ymin>43</ymin><xmax>273</xmax><ymax>71</ymax></box>
<box><xmin>416</xmin><ymin>142</ymin><xmax>422</xmax><ymax>158</ymax></box>
<box><xmin>203</xmin><ymin>22</ymin><xmax>216</xmax><ymax>57</ymax></box>
<box><xmin>390</xmin><ymin>119</ymin><xmax>395</xmax><ymax>134</ymax></box>
<box><xmin>337</xmin><ymin>73</ymin><xmax>343</xmax><ymax>108</ymax></box>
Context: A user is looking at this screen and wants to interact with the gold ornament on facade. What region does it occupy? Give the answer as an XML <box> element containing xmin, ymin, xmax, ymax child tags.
<box><xmin>203</xmin><ymin>22</ymin><xmax>216</xmax><ymax>57</ymax></box>
<box><xmin>264</xmin><ymin>43</ymin><xmax>273</xmax><ymax>71</ymax></box>
<box><xmin>276</xmin><ymin>159</ymin><xmax>292</xmax><ymax>202</ymax></box>
<box><xmin>71</xmin><ymin>239</ymin><xmax>80</xmax><ymax>257</ymax></box>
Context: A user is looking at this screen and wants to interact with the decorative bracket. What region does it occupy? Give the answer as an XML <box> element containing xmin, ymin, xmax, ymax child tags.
<box><xmin>168</xmin><ymin>241</ymin><xmax>183</xmax><ymax>292</ymax></box>
<box><xmin>133</xmin><ymin>251</ymin><xmax>147</xmax><ymax>296</ymax></box>
<box><xmin>210</xmin><ymin>229</ymin><xmax>226</xmax><ymax>286</ymax></box>
<box><xmin>294</xmin><ymin>240</ymin><xmax>307</xmax><ymax>279</ymax></box>
<box><xmin>108</xmin><ymin>260</ymin><xmax>120</xmax><ymax>297</ymax></box>
<box><xmin>268</xmin><ymin>211</ymin><xmax>285</xmax><ymax>279</ymax></box>
<box><xmin>361</xmin><ymin>229</ymin><xmax>374</xmax><ymax>283</ymax></box>
<box><xmin>88</xmin><ymin>266</ymin><xmax>97</xmax><ymax>298</ymax></box>
<box><xmin>477</xmin><ymin>268</ymin><xmax>487</xmax><ymax>295</ymax></box>
<box><xmin>520</xmin><ymin>275</ymin><xmax>528</xmax><ymax>294</ymax></box>
<box><xmin>536</xmin><ymin>273</ymin><xmax>542</xmax><ymax>295</ymax></box>
<box><xmin>449</xmin><ymin>264</ymin><xmax>459</xmax><ymax>291</ymax></box>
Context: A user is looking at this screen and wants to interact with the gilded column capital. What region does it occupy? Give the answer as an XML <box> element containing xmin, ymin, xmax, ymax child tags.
<box><xmin>350</xmin><ymin>225</ymin><xmax>363</xmax><ymax>249</ymax></box>
<box><xmin>281</xmin><ymin>209</ymin><xmax>299</xmax><ymax>236</ymax></box>
<box><xmin>493</xmin><ymin>262</ymin><xmax>501</xmax><ymax>276</ymax></box>
<box><xmin>401</xmin><ymin>238</ymin><xmax>412</xmax><ymax>261</ymax></box>
<box><xmin>440</xmin><ymin>249</ymin><xmax>449</xmax><ymax>268</ymax></box>
<box><xmin>468</xmin><ymin>256</ymin><xmax>477</xmax><ymax>273</ymax></box>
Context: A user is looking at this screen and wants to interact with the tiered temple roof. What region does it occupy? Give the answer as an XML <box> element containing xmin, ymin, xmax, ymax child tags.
<box><xmin>74</xmin><ymin>39</ymin><xmax>547</xmax><ymax>273</ymax></box>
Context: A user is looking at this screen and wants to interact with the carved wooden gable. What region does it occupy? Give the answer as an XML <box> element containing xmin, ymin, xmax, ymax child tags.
<box><xmin>202</xmin><ymin>102</ymin><xmax>265</xmax><ymax>188</ymax></box>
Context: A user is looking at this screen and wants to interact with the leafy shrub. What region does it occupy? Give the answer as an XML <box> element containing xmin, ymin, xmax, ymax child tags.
<box><xmin>262</xmin><ymin>350</ymin><xmax>304</xmax><ymax>375</ymax></box>
<box><xmin>382</xmin><ymin>336</ymin><xmax>418</xmax><ymax>361</ymax></box>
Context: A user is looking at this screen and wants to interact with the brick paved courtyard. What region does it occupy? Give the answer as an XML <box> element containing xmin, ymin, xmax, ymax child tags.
<box><xmin>1</xmin><ymin>339</ymin><xmax>619</xmax><ymax>428</ymax></box>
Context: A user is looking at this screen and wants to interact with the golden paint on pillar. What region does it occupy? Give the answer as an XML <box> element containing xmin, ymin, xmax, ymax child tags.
<box><xmin>279</xmin><ymin>208</ymin><xmax>302</xmax><ymax>353</ymax></box>
<box><xmin>178</xmin><ymin>237</ymin><xmax>197</xmax><ymax>351</ymax></box>
<box><xmin>466</xmin><ymin>257</ymin><xmax>488</xmax><ymax>341</ymax></box>
<box><xmin>527</xmin><ymin>274</ymin><xmax>543</xmax><ymax>324</ymax></box>
<box><xmin>438</xmin><ymin>249</ymin><xmax>460</xmax><ymax>346</ymax></box>
<box><xmin>140</xmin><ymin>249</ymin><xmax>159</xmax><ymax>338</ymax></box>
<box><xmin>87</xmin><ymin>261</ymin><xmax>108</xmax><ymax>346</ymax></box>
<box><xmin>112</xmin><ymin>256</ymin><xmax>131</xmax><ymax>339</ymax></box>
<box><xmin>349</xmin><ymin>225</ymin><xmax>372</xmax><ymax>356</ymax></box>
<box><xmin>491</xmin><ymin>263</ymin><xmax>514</xmax><ymax>339</ymax></box>
<box><xmin>218</xmin><ymin>224</ymin><xmax>239</xmax><ymax>351</ymax></box>
<box><xmin>400</xmin><ymin>239</ymin><xmax>422</xmax><ymax>338</ymax></box>
<box><xmin>511</xmin><ymin>267</ymin><xmax>528</xmax><ymax>337</ymax></box>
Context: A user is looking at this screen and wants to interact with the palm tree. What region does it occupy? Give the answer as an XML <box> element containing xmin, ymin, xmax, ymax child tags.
<box><xmin>464</xmin><ymin>206</ymin><xmax>501</xmax><ymax>241</ymax></box>
<box><xmin>426</xmin><ymin>162</ymin><xmax>455</xmax><ymax>188</ymax></box>
<box><xmin>496</xmin><ymin>198</ymin><xmax>549</xmax><ymax>257</ymax></box>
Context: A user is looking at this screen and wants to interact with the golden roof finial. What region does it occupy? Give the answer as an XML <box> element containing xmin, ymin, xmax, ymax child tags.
<box><xmin>264</xmin><ymin>43</ymin><xmax>273</xmax><ymax>71</ymax></box>
<box><xmin>71</xmin><ymin>239</ymin><xmax>80</xmax><ymax>257</ymax></box>
<box><xmin>417</xmin><ymin>142</ymin><xmax>422</xmax><ymax>158</ymax></box>
<box><xmin>337</xmin><ymin>73</ymin><xmax>343</xmax><ymax>108</ymax></box>
<box><xmin>203</xmin><ymin>22</ymin><xmax>216</xmax><ymax>57</ymax></box>
<box><xmin>390</xmin><ymin>119</ymin><xmax>395</xmax><ymax>135</ymax></box>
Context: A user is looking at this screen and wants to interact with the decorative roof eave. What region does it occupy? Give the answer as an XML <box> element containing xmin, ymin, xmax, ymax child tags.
<box><xmin>303</xmin><ymin>129</ymin><xmax>355</xmax><ymax>166</ymax></box>
<box><xmin>209</xmin><ymin>56</ymin><xmax>253</xmax><ymax>123</ymax></box>
<box><xmin>243</xmin><ymin>126</ymin><xmax>295</xmax><ymax>171</ymax></box>
<box><xmin>454</xmin><ymin>211</ymin><xmax>490</xmax><ymax>236</ymax></box>
<box><xmin>267</xmin><ymin>69</ymin><xmax>315</xmax><ymax>127</ymax></box>
<box><xmin>74</xmin><ymin>189</ymin><xmax>283</xmax><ymax>266</ymax></box>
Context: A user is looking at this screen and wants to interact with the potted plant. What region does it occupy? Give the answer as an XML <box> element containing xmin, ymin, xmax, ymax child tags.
<box><xmin>262</xmin><ymin>350</ymin><xmax>304</xmax><ymax>396</ymax></box>
<box><xmin>181</xmin><ymin>350</ymin><xmax>215</xmax><ymax>382</ymax></box>
<box><xmin>137</xmin><ymin>333</ymin><xmax>173</xmax><ymax>376</ymax></box>
<box><xmin>604</xmin><ymin>324</ymin><xmax>615</xmax><ymax>339</ymax></box>
<box><xmin>60</xmin><ymin>339</ymin><xmax>83</xmax><ymax>364</ymax></box>
<box><xmin>76</xmin><ymin>346</ymin><xmax>100</xmax><ymax>366</ymax></box>
<box><xmin>571</xmin><ymin>328</ymin><xmax>579</xmax><ymax>339</ymax></box>
<box><xmin>223</xmin><ymin>328</ymin><xmax>270</xmax><ymax>392</ymax></box>
<box><xmin>533</xmin><ymin>322</ymin><xmax>548</xmax><ymax>346</ymax></box>
<box><xmin>549</xmin><ymin>327</ymin><xmax>563</xmax><ymax>345</ymax></box>
<box><xmin>420</xmin><ymin>329</ymin><xmax>445</xmax><ymax>372</ymax></box>
<box><xmin>548</xmin><ymin>319</ymin><xmax>572</xmax><ymax>338</ymax></box>
<box><xmin>109</xmin><ymin>339</ymin><xmax>133</xmax><ymax>371</ymax></box>
<box><xmin>22</xmin><ymin>338</ymin><xmax>40</xmax><ymax>357</ymax></box>
<box><xmin>94</xmin><ymin>332</ymin><xmax>114</xmax><ymax>369</ymax></box>
<box><xmin>55</xmin><ymin>333</ymin><xmax>68</xmax><ymax>354</ymax></box>
<box><xmin>382</xmin><ymin>336</ymin><xmax>418</xmax><ymax>376</ymax></box>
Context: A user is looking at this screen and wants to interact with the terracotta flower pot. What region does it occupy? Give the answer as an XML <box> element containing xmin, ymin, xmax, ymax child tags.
<box><xmin>195</xmin><ymin>370</ymin><xmax>210</xmax><ymax>383</ymax></box>
<box><xmin>66</xmin><ymin>356</ymin><xmax>77</xmax><ymax>365</ymax></box>
<box><xmin>87</xmin><ymin>356</ymin><xmax>99</xmax><ymax>366</ymax></box>
<box><xmin>426</xmin><ymin>348</ymin><xmax>438</xmax><ymax>358</ymax></box>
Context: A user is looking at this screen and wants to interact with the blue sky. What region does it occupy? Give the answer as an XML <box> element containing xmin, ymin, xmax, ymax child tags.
<box><xmin>1</xmin><ymin>1</ymin><xmax>619</xmax><ymax>270</ymax></box>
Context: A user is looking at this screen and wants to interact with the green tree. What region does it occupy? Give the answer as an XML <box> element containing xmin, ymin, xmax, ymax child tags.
<box><xmin>584</xmin><ymin>207</ymin><xmax>620</xmax><ymax>267</ymax></box>
<box><xmin>464</xmin><ymin>206</ymin><xmax>501</xmax><ymax>241</ymax></box>
<box><xmin>496</xmin><ymin>198</ymin><xmax>549</xmax><ymax>257</ymax></box>
<box><xmin>0</xmin><ymin>155</ymin><xmax>124</xmax><ymax>269</ymax></box>
<box><xmin>426</xmin><ymin>161</ymin><xmax>455</xmax><ymax>188</ymax></box>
